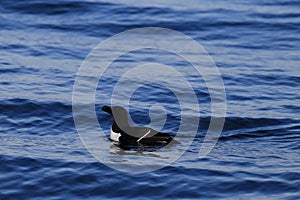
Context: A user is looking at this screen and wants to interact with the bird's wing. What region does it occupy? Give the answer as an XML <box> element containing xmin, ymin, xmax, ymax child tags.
<box><xmin>121</xmin><ymin>127</ymin><xmax>158</xmax><ymax>139</ymax></box>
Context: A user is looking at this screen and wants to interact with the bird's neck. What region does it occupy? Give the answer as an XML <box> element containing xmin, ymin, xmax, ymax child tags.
<box><xmin>112</xmin><ymin>120</ymin><xmax>130</xmax><ymax>133</ymax></box>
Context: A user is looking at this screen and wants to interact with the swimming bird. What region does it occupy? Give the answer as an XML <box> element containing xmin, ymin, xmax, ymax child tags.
<box><xmin>102</xmin><ymin>105</ymin><xmax>174</xmax><ymax>147</ymax></box>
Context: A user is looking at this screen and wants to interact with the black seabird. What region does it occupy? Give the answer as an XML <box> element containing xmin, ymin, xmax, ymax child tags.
<box><xmin>102</xmin><ymin>105</ymin><xmax>174</xmax><ymax>147</ymax></box>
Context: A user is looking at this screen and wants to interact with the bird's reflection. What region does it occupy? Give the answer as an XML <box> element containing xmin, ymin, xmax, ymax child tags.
<box><xmin>108</xmin><ymin>142</ymin><xmax>177</xmax><ymax>159</ymax></box>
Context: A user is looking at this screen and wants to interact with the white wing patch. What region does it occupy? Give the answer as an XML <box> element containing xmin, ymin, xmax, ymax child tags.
<box><xmin>137</xmin><ymin>130</ymin><xmax>151</xmax><ymax>142</ymax></box>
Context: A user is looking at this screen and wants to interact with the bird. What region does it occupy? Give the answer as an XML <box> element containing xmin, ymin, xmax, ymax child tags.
<box><xmin>102</xmin><ymin>105</ymin><xmax>174</xmax><ymax>147</ymax></box>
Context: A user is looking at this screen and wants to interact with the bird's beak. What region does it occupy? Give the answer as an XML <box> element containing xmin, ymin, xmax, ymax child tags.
<box><xmin>102</xmin><ymin>106</ymin><xmax>112</xmax><ymax>114</ymax></box>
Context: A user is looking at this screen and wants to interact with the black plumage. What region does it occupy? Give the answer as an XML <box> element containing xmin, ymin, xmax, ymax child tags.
<box><xmin>102</xmin><ymin>106</ymin><xmax>174</xmax><ymax>146</ymax></box>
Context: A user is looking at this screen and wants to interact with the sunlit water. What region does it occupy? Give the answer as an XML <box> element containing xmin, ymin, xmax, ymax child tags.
<box><xmin>1</xmin><ymin>0</ymin><xmax>300</xmax><ymax>199</ymax></box>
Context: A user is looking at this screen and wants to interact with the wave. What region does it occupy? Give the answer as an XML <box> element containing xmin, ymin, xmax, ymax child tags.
<box><xmin>1</xmin><ymin>153</ymin><xmax>299</xmax><ymax>199</ymax></box>
<box><xmin>1</xmin><ymin>0</ymin><xmax>115</xmax><ymax>15</ymax></box>
<box><xmin>2</xmin><ymin>0</ymin><xmax>300</xmax><ymax>38</ymax></box>
<box><xmin>0</xmin><ymin>98</ymin><xmax>74</xmax><ymax>135</ymax></box>
<box><xmin>1</xmin><ymin>98</ymin><xmax>298</xmax><ymax>139</ymax></box>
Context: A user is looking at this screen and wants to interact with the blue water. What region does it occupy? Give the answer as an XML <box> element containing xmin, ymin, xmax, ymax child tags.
<box><xmin>1</xmin><ymin>0</ymin><xmax>300</xmax><ymax>199</ymax></box>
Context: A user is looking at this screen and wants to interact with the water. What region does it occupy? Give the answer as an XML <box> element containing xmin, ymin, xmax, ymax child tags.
<box><xmin>1</xmin><ymin>0</ymin><xmax>300</xmax><ymax>199</ymax></box>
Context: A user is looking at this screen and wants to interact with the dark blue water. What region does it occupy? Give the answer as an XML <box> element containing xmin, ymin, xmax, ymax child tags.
<box><xmin>1</xmin><ymin>0</ymin><xmax>300</xmax><ymax>199</ymax></box>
